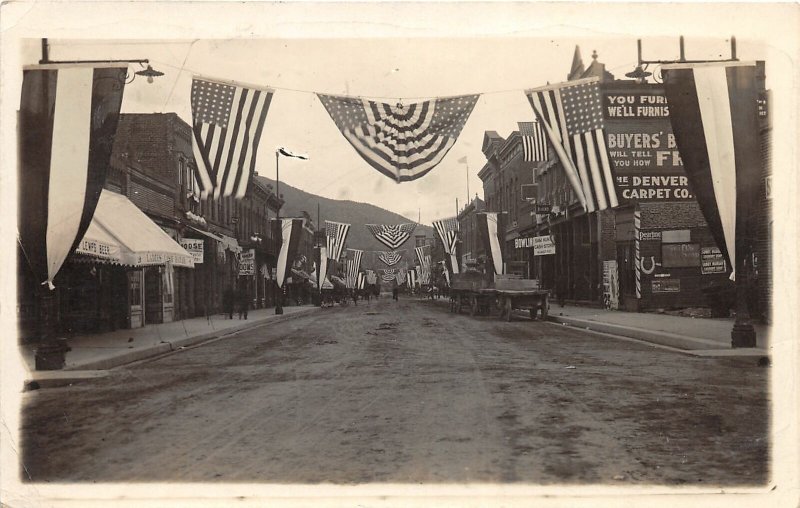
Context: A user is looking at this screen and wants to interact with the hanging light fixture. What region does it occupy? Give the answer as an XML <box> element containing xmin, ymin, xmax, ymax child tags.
<box><xmin>135</xmin><ymin>64</ymin><xmax>164</xmax><ymax>84</ymax></box>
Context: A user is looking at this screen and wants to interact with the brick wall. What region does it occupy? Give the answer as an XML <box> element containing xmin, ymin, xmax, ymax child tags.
<box><xmin>754</xmin><ymin>127</ymin><xmax>772</xmax><ymax>323</ymax></box>
<box><xmin>127</xmin><ymin>177</ymin><xmax>175</xmax><ymax>219</ymax></box>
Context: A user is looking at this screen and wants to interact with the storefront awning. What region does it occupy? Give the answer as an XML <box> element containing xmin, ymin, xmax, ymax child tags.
<box><xmin>74</xmin><ymin>190</ymin><xmax>195</xmax><ymax>268</ymax></box>
<box><xmin>187</xmin><ymin>226</ymin><xmax>223</xmax><ymax>243</ymax></box>
<box><xmin>218</xmin><ymin>234</ymin><xmax>242</xmax><ymax>254</ymax></box>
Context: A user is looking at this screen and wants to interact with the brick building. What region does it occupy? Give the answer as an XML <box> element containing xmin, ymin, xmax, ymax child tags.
<box><xmin>456</xmin><ymin>196</ymin><xmax>485</xmax><ymax>267</ymax></box>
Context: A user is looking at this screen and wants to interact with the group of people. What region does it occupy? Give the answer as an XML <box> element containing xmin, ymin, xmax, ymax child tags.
<box><xmin>222</xmin><ymin>285</ymin><xmax>251</xmax><ymax>320</ymax></box>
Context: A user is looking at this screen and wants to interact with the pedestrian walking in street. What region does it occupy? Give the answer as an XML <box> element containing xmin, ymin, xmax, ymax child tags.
<box><xmin>223</xmin><ymin>286</ymin><xmax>235</xmax><ymax>319</ymax></box>
<box><xmin>237</xmin><ymin>284</ymin><xmax>249</xmax><ymax>320</ymax></box>
<box><xmin>392</xmin><ymin>286</ymin><xmax>399</xmax><ymax>301</ymax></box>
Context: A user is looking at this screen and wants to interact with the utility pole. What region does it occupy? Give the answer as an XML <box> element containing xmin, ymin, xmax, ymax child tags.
<box><xmin>274</xmin><ymin>150</ymin><xmax>283</xmax><ymax>315</ymax></box>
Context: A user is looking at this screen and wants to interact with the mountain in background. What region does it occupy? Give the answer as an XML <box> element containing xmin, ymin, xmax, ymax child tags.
<box><xmin>254</xmin><ymin>176</ymin><xmax>434</xmax><ymax>251</ymax></box>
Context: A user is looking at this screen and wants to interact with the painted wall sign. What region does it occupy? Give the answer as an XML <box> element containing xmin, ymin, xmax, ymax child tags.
<box><xmin>701</xmin><ymin>246</ymin><xmax>727</xmax><ymax>274</ymax></box>
<box><xmin>180</xmin><ymin>239</ymin><xmax>204</xmax><ymax>264</ymax></box>
<box><xmin>603</xmin><ymin>86</ymin><xmax>694</xmax><ymax>203</ymax></box>
<box><xmin>640</xmin><ymin>230</ymin><xmax>662</xmax><ymax>241</ymax></box>
<box><xmin>533</xmin><ymin>235</ymin><xmax>556</xmax><ymax>256</ymax></box>
<box><xmin>602</xmin><ymin>260</ymin><xmax>619</xmax><ymax>310</ymax></box>
<box><xmin>651</xmin><ymin>278</ymin><xmax>681</xmax><ymax>293</ymax></box>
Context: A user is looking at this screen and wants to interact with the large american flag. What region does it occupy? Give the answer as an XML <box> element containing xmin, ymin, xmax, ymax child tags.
<box><xmin>191</xmin><ymin>77</ymin><xmax>274</xmax><ymax>199</ymax></box>
<box><xmin>518</xmin><ymin>121</ymin><xmax>549</xmax><ymax>162</ymax></box>
<box><xmin>377</xmin><ymin>250</ymin><xmax>403</xmax><ymax>266</ymax></box>
<box><xmin>317</xmin><ymin>94</ymin><xmax>480</xmax><ymax>182</ymax></box>
<box><xmin>366</xmin><ymin>223</ymin><xmax>417</xmax><ymax>250</ymax></box>
<box><xmin>325</xmin><ymin>221</ymin><xmax>350</xmax><ymax>261</ymax></box>
<box><xmin>526</xmin><ymin>77</ymin><xmax>618</xmax><ymax>212</ymax></box>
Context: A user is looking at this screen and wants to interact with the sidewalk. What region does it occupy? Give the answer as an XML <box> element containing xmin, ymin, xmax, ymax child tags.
<box><xmin>21</xmin><ymin>305</ymin><xmax>318</xmax><ymax>386</ymax></box>
<box><xmin>546</xmin><ymin>304</ymin><xmax>770</xmax><ymax>357</ymax></box>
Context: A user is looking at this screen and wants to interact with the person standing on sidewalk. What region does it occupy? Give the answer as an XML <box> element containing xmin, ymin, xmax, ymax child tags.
<box><xmin>223</xmin><ymin>286</ymin><xmax>235</xmax><ymax>319</ymax></box>
<box><xmin>237</xmin><ymin>283</ymin><xmax>249</xmax><ymax>320</ymax></box>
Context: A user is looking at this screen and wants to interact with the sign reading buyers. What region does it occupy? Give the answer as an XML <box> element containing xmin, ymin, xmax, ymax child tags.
<box><xmin>603</xmin><ymin>87</ymin><xmax>694</xmax><ymax>203</ymax></box>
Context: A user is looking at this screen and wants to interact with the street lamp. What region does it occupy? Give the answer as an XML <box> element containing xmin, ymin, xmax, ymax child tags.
<box><xmin>274</xmin><ymin>147</ymin><xmax>309</xmax><ymax>315</ymax></box>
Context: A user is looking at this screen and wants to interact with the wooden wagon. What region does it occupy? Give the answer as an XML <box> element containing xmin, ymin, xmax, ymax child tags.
<box><xmin>494</xmin><ymin>276</ymin><xmax>549</xmax><ymax>321</ymax></box>
<box><xmin>449</xmin><ymin>272</ymin><xmax>495</xmax><ymax>316</ymax></box>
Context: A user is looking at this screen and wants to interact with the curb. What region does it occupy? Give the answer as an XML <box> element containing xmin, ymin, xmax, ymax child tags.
<box><xmin>547</xmin><ymin>314</ymin><xmax>769</xmax><ymax>358</ymax></box>
<box><xmin>61</xmin><ymin>307</ymin><xmax>320</xmax><ymax>372</ymax></box>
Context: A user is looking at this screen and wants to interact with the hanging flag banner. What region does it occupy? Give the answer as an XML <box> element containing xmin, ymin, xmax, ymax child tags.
<box><xmin>377</xmin><ymin>250</ymin><xmax>403</xmax><ymax>266</ymax></box>
<box><xmin>19</xmin><ymin>63</ymin><xmax>128</xmax><ymax>289</ymax></box>
<box><xmin>325</xmin><ymin>221</ymin><xmax>351</xmax><ymax>261</ymax></box>
<box><xmin>180</xmin><ymin>238</ymin><xmax>205</xmax><ymax>264</ymax></box>
<box><xmin>366</xmin><ymin>223</ymin><xmax>417</xmax><ymax>250</ymax></box>
<box><xmin>273</xmin><ymin>218</ymin><xmax>304</xmax><ymax>288</ymax></box>
<box><xmin>380</xmin><ymin>271</ymin><xmax>398</xmax><ymax>282</ymax></box>
<box><xmin>314</xmin><ymin>245</ymin><xmax>328</xmax><ymax>290</ymax></box>
<box><xmin>661</xmin><ymin>61</ymin><xmax>762</xmax><ymax>276</ymax></box>
<box><xmin>407</xmin><ymin>269</ymin><xmax>418</xmax><ymax>288</ymax></box>
<box><xmin>317</xmin><ymin>93</ymin><xmax>480</xmax><ymax>182</ymax></box>
<box><xmin>366</xmin><ymin>270</ymin><xmax>377</xmax><ymax>285</ymax></box>
<box><xmin>432</xmin><ymin>216</ymin><xmax>460</xmax><ymax>275</ymax></box>
<box><xmin>518</xmin><ymin>121</ymin><xmax>549</xmax><ymax>162</ymax></box>
<box><xmin>526</xmin><ymin>77</ymin><xmax>618</xmax><ymax>212</ymax></box>
<box><xmin>476</xmin><ymin>212</ymin><xmax>507</xmax><ymax>275</ymax></box>
<box><xmin>190</xmin><ymin>77</ymin><xmax>274</xmax><ymax>199</ymax></box>
<box><xmin>357</xmin><ymin>272</ymin><xmax>366</xmax><ymax>290</ymax></box>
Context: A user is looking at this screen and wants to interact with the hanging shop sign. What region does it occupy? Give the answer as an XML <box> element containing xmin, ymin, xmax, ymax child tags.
<box><xmin>180</xmin><ymin>239</ymin><xmax>205</xmax><ymax>264</ymax></box>
<box><xmin>701</xmin><ymin>246</ymin><xmax>727</xmax><ymax>275</ymax></box>
<box><xmin>532</xmin><ymin>235</ymin><xmax>556</xmax><ymax>256</ymax></box>
<box><xmin>639</xmin><ymin>230</ymin><xmax>662</xmax><ymax>241</ymax></box>
<box><xmin>651</xmin><ymin>278</ymin><xmax>681</xmax><ymax>293</ymax></box>
<box><xmin>603</xmin><ymin>86</ymin><xmax>694</xmax><ymax>203</ymax></box>
<box><xmin>514</xmin><ymin>236</ymin><xmax>535</xmax><ymax>249</ymax></box>
<box><xmin>534</xmin><ymin>204</ymin><xmax>552</xmax><ymax>215</ymax></box>
<box><xmin>238</xmin><ymin>249</ymin><xmax>255</xmax><ymax>276</ymax></box>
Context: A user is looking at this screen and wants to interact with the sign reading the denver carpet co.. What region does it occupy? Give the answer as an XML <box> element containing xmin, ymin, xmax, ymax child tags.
<box><xmin>701</xmin><ymin>246</ymin><xmax>727</xmax><ymax>274</ymax></box>
<box><xmin>603</xmin><ymin>87</ymin><xmax>694</xmax><ymax>203</ymax></box>
<box><xmin>532</xmin><ymin>235</ymin><xmax>556</xmax><ymax>256</ymax></box>
<box><xmin>180</xmin><ymin>239</ymin><xmax>204</xmax><ymax>264</ymax></box>
<box><xmin>238</xmin><ymin>249</ymin><xmax>255</xmax><ymax>276</ymax></box>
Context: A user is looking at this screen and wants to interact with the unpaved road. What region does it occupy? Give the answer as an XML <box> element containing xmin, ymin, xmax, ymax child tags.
<box><xmin>21</xmin><ymin>297</ymin><xmax>768</xmax><ymax>484</ymax></box>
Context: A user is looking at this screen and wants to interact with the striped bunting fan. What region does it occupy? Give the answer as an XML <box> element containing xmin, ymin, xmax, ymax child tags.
<box><xmin>191</xmin><ymin>77</ymin><xmax>274</xmax><ymax>199</ymax></box>
<box><xmin>325</xmin><ymin>221</ymin><xmax>350</xmax><ymax>261</ymax></box>
<box><xmin>380</xmin><ymin>269</ymin><xmax>398</xmax><ymax>282</ymax></box>
<box><xmin>366</xmin><ymin>223</ymin><xmax>417</xmax><ymax>250</ymax></box>
<box><xmin>526</xmin><ymin>77</ymin><xmax>618</xmax><ymax>212</ymax></box>
<box><xmin>377</xmin><ymin>250</ymin><xmax>403</xmax><ymax>266</ymax></box>
<box><xmin>317</xmin><ymin>94</ymin><xmax>480</xmax><ymax>182</ymax></box>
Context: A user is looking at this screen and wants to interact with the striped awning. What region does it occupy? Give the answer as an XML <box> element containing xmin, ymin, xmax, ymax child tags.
<box><xmin>74</xmin><ymin>190</ymin><xmax>195</xmax><ymax>268</ymax></box>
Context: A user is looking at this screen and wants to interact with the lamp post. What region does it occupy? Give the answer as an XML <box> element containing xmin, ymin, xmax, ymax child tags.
<box><xmin>275</xmin><ymin>150</ymin><xmax>284</xmax><ymax>314</ymax></box>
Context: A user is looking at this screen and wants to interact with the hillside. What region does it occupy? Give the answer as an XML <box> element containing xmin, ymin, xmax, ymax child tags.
<box><xmin>255</xmin><ymin>176</ymin><xmax>434</xmax><ymax>251</ymax></box>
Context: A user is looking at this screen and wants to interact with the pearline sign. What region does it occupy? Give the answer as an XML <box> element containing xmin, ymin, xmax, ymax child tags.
<box><xmin>603</xmin><ymin>86</ymin><xmax>694</xmax><ymax>203</ymax></box>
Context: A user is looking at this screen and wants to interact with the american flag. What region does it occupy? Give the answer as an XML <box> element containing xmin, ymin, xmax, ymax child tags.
<box><xmin>407</xmin><ymin>269</ymin><xmax>417</xmax><ymax>287</ymax></box>
<box><xmin>518</xmin><ymin>121</ymin><xmax>549</xmax><ymax>162</ymax></box>
<box><xmin>526</xmin><ymin>77</ymin><xmax>618</xmax><ymax>212</ymax></box>
<box><xmin>325</xmin><ymin>221</ymin><xmax>350</xmax><ymax>261</ymax></box>
<box><xmin>366</xmin><ymin>223</ymin><xmax>417</xmax><ymax>250</ymax></box>
<box><xmin>317</xmin><ymin>94</ymin><xmax>480</xmax><ymax>182</ymax></box>
<box><xmin>191</xmin><ymin>77</ymin><xmax>274</xmax><ymax>199</ymax></box>
<box><xmin>345</xmin><ymin>249</ymin><xmax>363</xmax><ymax>288</ymax></box>
<box><xmin>377</xmin><ymin>250</ymin><xmax>403</xmax><ymax>266</ymax></box>
<box><xmin>432</xmin><ymin>216</ymin><xmax>460</xmax><ymax>274</ymax></box>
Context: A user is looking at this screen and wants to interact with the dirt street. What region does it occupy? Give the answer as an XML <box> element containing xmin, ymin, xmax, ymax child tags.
<box><xmin>21</xmin><ymin>297</ymin><xmax>768</xmax><ymax>485</ymax></box>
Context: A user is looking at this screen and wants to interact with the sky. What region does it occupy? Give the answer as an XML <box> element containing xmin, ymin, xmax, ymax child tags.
<box><xmin>16</xmin><ymin>32</ymin><xmax>770</xmax><ymax>225</ymax></box>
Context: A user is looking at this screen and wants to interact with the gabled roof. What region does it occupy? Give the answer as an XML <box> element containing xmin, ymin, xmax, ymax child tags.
<box><xmin>482</xmin><ymin>131</ymin><xmax>504</xmax><ymax>156</ymax></box>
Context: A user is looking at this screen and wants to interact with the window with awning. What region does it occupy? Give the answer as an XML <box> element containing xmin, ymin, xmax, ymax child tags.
<box><xmin>74</xmin><ymin>190</ymin><xmax>195</xmax><ymax>268</ymax></box>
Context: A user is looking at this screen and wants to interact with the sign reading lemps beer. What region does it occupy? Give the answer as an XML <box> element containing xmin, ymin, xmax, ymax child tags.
<box><xmin>603</xmin><ymin>86</ymin><xmax>695</xmax><ymax>203</ymax></box>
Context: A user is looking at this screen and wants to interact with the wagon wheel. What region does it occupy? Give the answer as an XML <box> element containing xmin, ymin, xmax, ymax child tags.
<box><xmin>504</xmin><ymin>297</ymin><xmax>512</xmax><ymax>322</ymax></box>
